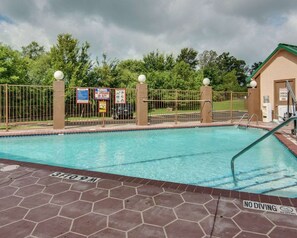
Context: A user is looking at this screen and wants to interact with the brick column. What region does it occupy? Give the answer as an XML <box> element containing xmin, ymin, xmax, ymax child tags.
<box><xmin>53</xmin><ymin>80</ymin><xmax>65</xmax><ymax>129</ymax></box>
<box><xmin>247</xmin><ymin>88</ymin><xmax>259</xmax><ymax>121</ymax></box>
<box><xmin>136</xmin><ymin>83</ymin><xmax>148</xmax><ymax>126</ymax></box>
<box><xmin>200</xmin><ymin>86</ymin><xmax>212</xmax><ymax>123</ymax></box>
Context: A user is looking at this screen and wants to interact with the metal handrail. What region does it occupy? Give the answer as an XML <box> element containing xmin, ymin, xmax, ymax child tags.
<box><xmin>231</xmin><ymin>116</ymin><xmax>297</xmax><ymax>184</ymax></box>
<box><xmin>237</xmin><ymin>113</ymin><xmax>249</xmax><ymax>126</ymax></box>
<box><xmin>247</xmin><ymin>113</ymin><xmax>259</xmax><ymax>127</ymax></box>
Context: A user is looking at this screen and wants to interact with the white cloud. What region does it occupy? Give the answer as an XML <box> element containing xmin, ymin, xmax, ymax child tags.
<box><xmin>0</xmin><ymin>0</ymin><xmax>297</xmax><ymax>65</ymax></box>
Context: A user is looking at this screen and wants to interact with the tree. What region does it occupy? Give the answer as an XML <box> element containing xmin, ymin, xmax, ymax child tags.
<box><xmin>49</xmin><ymin>34</ymin><xmax>93</xmax><ymax>87</ymax></box>
<box><xmin>216</xmin><ymin>52</ymin><xmax>247</xmax><ymax>87</ymax></box>
<box><xmin>92</xmin><ymin>54</ymin><xmax>119</xmax><ymax>88</ymax></box>
<box><xmin>143</xmin><ymin>51</ymin><xmax>175</xmax><ymax>72</ymax></box>
<box><xmin>198</xmin><ymin>50</ymin><xmax>218</xmax><ymax>69</ymax></box>
<box><xmin>248</xmin><ymin>61</ymin><xmax>262</xmax><ymax>76</ymax></box>
<box><xmin>176</xmin><ymin>48</ymin><xmax>198</xmax><ymax>70</ymax></box>
<box><xmin>21</xmin><ymin>41</ymin><xmax>45</xmax><ymax>60</ymax></box>
<box><xmin>0</xmin><ymin>43</ymin><xmax>29</xmax><ymax>84</ymax></box>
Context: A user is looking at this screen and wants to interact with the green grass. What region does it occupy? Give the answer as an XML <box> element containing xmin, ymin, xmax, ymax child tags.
<box><xmin>213</xmin><ymin>99</ymin><xmax>246</xmax><ymax>111</ymax></box>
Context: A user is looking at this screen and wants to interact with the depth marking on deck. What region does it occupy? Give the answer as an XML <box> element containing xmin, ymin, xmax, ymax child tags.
<box><xmin>243</xmin><ymin>200</ymin><xmax>297</xmax><ymax>216</ymax></box>
<box><xmin>50</xmin><ymin>172</ymin><xmax>100</xmax><ymax>183</ymax></box>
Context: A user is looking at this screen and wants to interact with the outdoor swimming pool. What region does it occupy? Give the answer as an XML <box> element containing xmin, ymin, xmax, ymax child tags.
<box><xmin>1</xmin><ymin>126</ymin><xmax>297</xmax><ymax>198</ymax></box>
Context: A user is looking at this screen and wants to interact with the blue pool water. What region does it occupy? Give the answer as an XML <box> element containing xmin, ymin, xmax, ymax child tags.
<box><xmin>1</xmin><ymin>126</ymin><xmax>297</xmax><ymax>198</ymax></box>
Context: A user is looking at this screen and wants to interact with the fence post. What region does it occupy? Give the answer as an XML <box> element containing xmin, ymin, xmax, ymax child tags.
<box><xmin>136</xmin><ymin>75</ymin><xmax>148</xmax><ymax>126</ymax></box>
<box><xmin>200</xmin><ymin>85</ymin><xmax>212</xmax><ymax>123</ymax></box>
<box><xmin>53</xmin><ymin>71</ymin><xmax>65</xmax><ymax>129</ymax></box>
<box><xmin>5</xmin><ymin>84</ymin><xmax>8</xmax><ymax>131</ymax></box>
<box><xmin>230</xmin><ymin>91</ymin><xmax>233</xmax><ymax>122</ymax></box>
<box><xmin>175</xmin><ymin>89</ymin><xmax>178</xmax><ymax>124</ymax></box>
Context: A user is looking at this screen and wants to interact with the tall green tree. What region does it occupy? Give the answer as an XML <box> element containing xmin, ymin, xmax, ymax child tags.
<box><xmin>176</xmin><ymin>48</ymin><xmax>198</xmax><ymax>70</ymax></box>
<box><xmin>21</xmin><ymin>41</ymin><xmax>45</xmax><ymax>60</ymax></box>
<box><xmin>49</xmin><ymin>34</ymin><xmax>93</xmax><ymax>87</ymax></box>
<box><xmin>92</xmin><ymin>54</ymin><xmax>119</xmax><ymax>88</ymax></box>
<box><xmin>0</xmin><ymin>43</ymin><xmax>29</xmax><ymax>84</ymax></box>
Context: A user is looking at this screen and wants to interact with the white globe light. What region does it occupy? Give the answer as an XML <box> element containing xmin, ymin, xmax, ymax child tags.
<box><xmin>54</xmin><ymin>70</ymin><xmax>64</xmax><ymax>80</ymax></box>
<box><xmin>250</xmin><ymin>80</ymin><xmax>257</xmax><ymax>88</ymax></box>
<box><xmin>203</xmin><ymin>77</ymin><xmax>210</xmax><ymax>86</ymax></box>
<box><xmin>138</xmin><ymin>74</ymin><xmax>146</xmax><ymax>84</ymax></box>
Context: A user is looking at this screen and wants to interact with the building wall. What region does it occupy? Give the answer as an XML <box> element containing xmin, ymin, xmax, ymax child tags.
<box><xmin>260</xmin><ymin>50</ymin><xmax>297</xmax><ymax>108</ymax></box>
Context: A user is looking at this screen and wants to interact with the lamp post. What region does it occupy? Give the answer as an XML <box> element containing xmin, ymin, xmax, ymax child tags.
<box><xmin>203</xmin><ymin>77</ymin><xmax>210</xmax><ymax>86</ymax></box>
<box><xmin>53</xmin><ymin>70</ymin><xmax>65</xmax><ymax>129</ymax></box>
<box><xmin>136</xmin><ymin>74</ymin><xmax>148</xmax><ymax>125</ymax></box>
<box><xmin>250</xmin><ymin>80</ymin><xmax>257</xmax><ymax>88</ymax></box>
<box><xmin>200</xmin><ymin>78</ymin><xmax>212</xmax><ymax>123</ymax></box>
<box><xmin>248</xmin><ymin>80</ymin><xmax>259</xmax><ymax>121</ymax></box>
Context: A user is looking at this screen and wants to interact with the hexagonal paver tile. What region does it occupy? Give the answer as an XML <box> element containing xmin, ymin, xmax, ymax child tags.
<box><xmin>0</xmin><ymin>207</ymin><xmax>28</xmax><ymax>226</ymax></box>
<box><xmin>109</xmin><ymin>209</ymin><xmax>142</xmax><ymax>231</ymax></box>
<box><xmin>265</xmin><ymin>212</ymin><xmax>297</xmax><ymax>228</ymax></box>
<box><xmin>81</xmin><ymin>188</ymin><xmax>108</xmax><ymax>202</ymax></box>
<box><xmin>15</xmin><ymin>184</ymin><xmax>44</xmax><ymax>197</ymax></box>
<box><xmin>71</xmin><ymin>182</ymin><xmax>96</xmax><ymax>191</ymax></box>
<box><xmin>19</xmin><ymin>193</ymin><xmax>52</xmax><ymax>208</ymax></box>
<box><xmin>235</xmin><ymin>231</ymin><xmax>268</xmax><ymax>238</ymax></box>
<box><xmin>93</xmin><ymin>197</ymin><xmax>123</xmax><ymax>215</ymax></box>
<box><xmin>43</xmin><ymin>182</ymin><xmax>71</xmax><ymax>195</ymax></box>
<box><xmin>0</xmin><ymin>220</ymin><xmax>35</xmax><ymax>238</ymax></box>
<box><xmin>37</xmin><ymin>176</ymin><xmax>62</xmax><ymax>185</ymax></box>
<box><xmin>143</xmin><ymin>206</ymin><xmax>176</xmax><ymax>226</ymax></box>
<box><xmin>89</xmin><ymin>228</ymin><xmax>125</xmax><ymax>238</ymax></box>
<box><xmin>182</xmin><ymin>192</ymin><xmax>213</xmax><ymax>204</ymax></box>
<box><xmin>137</xmin><ymin>185</ymin><xmax>163</xmax><ymax>196</ymax></box>
<box><xmin>175</xmin><ymin>203</ymin><xmax>209</xmax><ymax>222</ymax></box>
<box><xmin>60</xmin><ymin>201</ymin><xmax>92</xmax><ymax>218</ymax></box>
<box><xmin>0</xmin><ymin>196</ymin><xmax>22</xmax><ymax>211</ymax></box>
<box><xmin>97</xmin><ymin>179</ymin><xmax>122</xmax><ymax>189</ymax></box>
<box><xmin>233</xmin><ymin>212</ymin><xmax>274</xmax><ymax>234</ymax></box>
<box><xmin>72</xmin><ymin>213</ymin><xmax>107</xmax><ymax>236</ymax></box>
<box><xmin>0</xmin><ymin>186</ymin><xmax>17</xmax><ymax>198</ymax></box>
<box><xmin>32</xmin><ymin>216</ymin><xmax>72</xmax><ymax>238</ymax></box>
<box><xmin>200</xmin><ymin>215</ymin><xmax>240</xmax><ymax>237</ymax></box>
<box><xmin>129</xmin><ymin>224</ymin><xmax>166</xmax><ymax>238</ymax></box>
<box><xmin>25</xmin><ymin>204</ymin><xmax>60</xmax><ymax>222</ymax></box>
<box><xmin>51</xmin><ymin>190</ymin><xmax>80</xmax><ymax>205</ymax></box>
<box><xmin>269</xmin><ymin>226</ymin><xmax>297</xmax><ymax>238</ymax></box>
<box><xmin>57</xmin><ymin>232</ymin><xmax>86</xmax><ymax>238</ymax></box>
<box><xmin>205</xmin><ymin>200</ymin><xmax>239</xmax><ymax>218</ymax></box>
<box><xmin>154</xmin><ymin>192</ymin><xmax>183</xmax><ymax>208</ymax></box>
<box><xmin>110</xmin><ymin>186</ymin><xmax>136</xmax><ymax>199</ymax></box>
<box><xmin>125</xmin><ymin>195</ymin><xmax>154</xmax><ymax>211</ymax></box>
<box><xmin>11</xmin><ymin>176</ymin><xmax>38</xmax><ymax>187</ymax></box>
<box><xmin>165</xmin><ymin>220</ymin><xmax>204</xmax><ymax>238</ymax></box>
<box><xmin>31</xmin><ymin>170</ymin><xmax>52</xmax><ymax>178</ymax></box>
<box><xmin>0</xmin><ymin>177</ymin><xmax>11</xmax><ymax>187</ymax></box>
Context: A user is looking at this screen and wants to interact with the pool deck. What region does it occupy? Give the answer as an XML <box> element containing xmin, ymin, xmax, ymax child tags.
<box><xmin>0</xmin><ymin>121</ymin><xmax>297</xmax><ymax>238</ymax></box>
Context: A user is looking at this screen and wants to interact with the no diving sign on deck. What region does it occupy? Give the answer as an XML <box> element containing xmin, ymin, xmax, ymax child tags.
<box><xmin>50</xmin><ymin>172</ymin><xmax>100</xmax><ymax>183</ymax></box>
<box><xmin>243</xmin><ymin>200</ymin><xmax>297</xmax><ymax>216</ymax></box>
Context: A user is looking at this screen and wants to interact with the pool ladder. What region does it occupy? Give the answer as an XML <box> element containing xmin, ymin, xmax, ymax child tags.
<box><xmin>237</xmin><ymin>113</ymin><xmax>259</xmax><ymax>128</ymax></box>
<box><xmin>231</xmin><ymin>116</ymin><xmax>297</xmax><ymax>184</ymax></box>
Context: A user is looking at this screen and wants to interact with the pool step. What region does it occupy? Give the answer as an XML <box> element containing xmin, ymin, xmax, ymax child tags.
<box><xmin>195</xmin><ymin>165</ymin><xmax>274</xmax><ymax>186</ymax></box>
<box><xmin>193</xmin><ymin>165</ymin><xmax>297</xmax><ymax>198</ymax></box>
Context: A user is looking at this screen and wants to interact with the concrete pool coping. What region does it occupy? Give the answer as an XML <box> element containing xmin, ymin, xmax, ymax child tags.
<box><xmin>0</xmin><ymin>122</ymin><xmax>297</xmax><ymax>237</ymax></box>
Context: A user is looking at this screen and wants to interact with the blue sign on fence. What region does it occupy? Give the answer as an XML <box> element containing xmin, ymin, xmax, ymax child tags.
<box><xmin>76</xmin><ymin>88</ymin><xmax>89</xmax><ymax>104</ymax></box>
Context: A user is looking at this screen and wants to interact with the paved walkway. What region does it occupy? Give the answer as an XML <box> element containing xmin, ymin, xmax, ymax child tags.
<box><xmin>0</xmin><ymin>162</ymin><xmax>296</xmax><ymax>238</ymax></box>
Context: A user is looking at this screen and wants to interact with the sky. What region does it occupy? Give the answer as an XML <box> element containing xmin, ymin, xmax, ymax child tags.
<box><xmin>0</xmin><ymin>0</ymin><xmax>297</xmax><ymax>65</ymax></box>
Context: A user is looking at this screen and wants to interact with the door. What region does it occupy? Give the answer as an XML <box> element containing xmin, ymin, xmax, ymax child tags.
<box><xmin>274</xmin><ymin>79</ymin><xmax>295</xmax><ymax>119</ymax></box>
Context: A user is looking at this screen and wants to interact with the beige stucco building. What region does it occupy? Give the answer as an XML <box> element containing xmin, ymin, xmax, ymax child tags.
<box><xmin>249</xmin><ymin>43</ymin><xmax>297</xmax><ymax>121</ymax></box>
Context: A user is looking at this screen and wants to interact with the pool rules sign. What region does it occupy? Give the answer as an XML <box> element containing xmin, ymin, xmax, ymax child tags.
<box><xmin>243</xmin><ymin>200</ymin><xmax>297</xmax><ymax>216</ymax></box>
